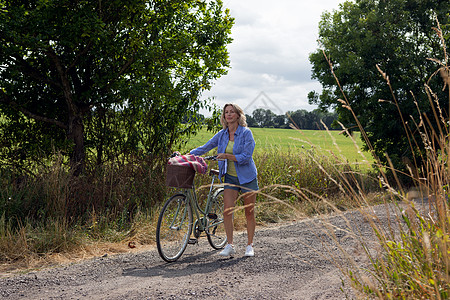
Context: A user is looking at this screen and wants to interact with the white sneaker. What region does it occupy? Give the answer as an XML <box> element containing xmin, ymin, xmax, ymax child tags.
<box><xmin>244</xmin><ymin>244</ymin><xmax>254</xmax><ymax>257</ymax></box>
<box><xmin>219</xmin><ymin>244</ymin><xmax>236</xmax><ymax>257</ymax></box>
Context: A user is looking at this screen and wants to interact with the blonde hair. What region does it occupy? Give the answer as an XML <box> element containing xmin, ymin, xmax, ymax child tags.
<box><xmin>220</xmin><ymin>103</ymin><xmax>248</xmax><ymax>129</ymax></box>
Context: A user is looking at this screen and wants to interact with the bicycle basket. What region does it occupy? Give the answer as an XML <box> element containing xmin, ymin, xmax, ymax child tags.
<box><xmin>165</xmin><ymin>164</ymin><xmax>195</xmax><ymax>188</ymax></box>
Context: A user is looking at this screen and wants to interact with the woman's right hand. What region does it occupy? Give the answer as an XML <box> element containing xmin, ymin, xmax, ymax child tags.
<box><xmin>216</xmin><ymin>153</ymin><xmax>227</xmax><ymax>160</ymax></box>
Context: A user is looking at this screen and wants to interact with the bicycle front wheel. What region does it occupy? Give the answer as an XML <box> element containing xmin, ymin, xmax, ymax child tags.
<box><xmin>156</xmin><ymin>193</ymin><xmax>193</xmax><ymax>262</ymax></box>
<box><xmin>207</xmin><ymin>189</ymin><xmax>227</xmax><ymax>249</ymax></box>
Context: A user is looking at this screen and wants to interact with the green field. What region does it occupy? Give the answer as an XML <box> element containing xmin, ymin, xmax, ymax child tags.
<box><xmin>184</xmin><ymin>127</ymin><xmax>373</xmax><ymax>167</ymax></box>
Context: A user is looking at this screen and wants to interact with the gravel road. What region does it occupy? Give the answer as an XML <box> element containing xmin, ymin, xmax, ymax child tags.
<box><xmin>1</xmin><ymin>200</ymin><xmax>426</xmax><ymax>300</ymax></box>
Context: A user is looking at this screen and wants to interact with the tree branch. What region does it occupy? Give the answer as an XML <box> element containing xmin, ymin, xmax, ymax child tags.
<box><xmin>46</xmin><ymin>49</ymin><xmax>78</xmax><ymax>116</ymax></box>
<box><xmin>13</xmin><ymin>55</ymin><xmax>61</xmax><ymax>88</ymax></box>
<box><xmin>101</xmin><ymin>54</ymin><xmax>136</xmax><ymax>94</ymax></box>
<box><xmin>0</xmin><ymin>90</ymin><xmax>68</xmax><ymax>130</ymax></box>
<box><xmin>66</xmin><ymin>41</ymin><xmax>93</xmax><ymax>72</ymax></box>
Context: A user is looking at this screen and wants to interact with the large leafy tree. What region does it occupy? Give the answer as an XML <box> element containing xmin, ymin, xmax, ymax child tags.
<box><xmin>0</xmin><ymin>0</ymin><xmax>233</xmax><ymax>174</ymax></box>
<box><xmin>309</xmin><ymin>0</ymin><xmax>449</xmax><ymax>171</ymax></box>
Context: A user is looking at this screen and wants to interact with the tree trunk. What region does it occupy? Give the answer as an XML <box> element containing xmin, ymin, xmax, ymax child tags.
<box><xmin>96</xmin><ymin>106</ymin><xmax>106</xmax><ymax>166</ymax></box>
<box><xmin>47</xmin><ymin>50</ymin><xmax>86</xmax><ymax>176</ymax></box>
<box><xmin>69</xmin><ymin>114</ymin><xmax>86</xmax><ymax>176</ymax></box>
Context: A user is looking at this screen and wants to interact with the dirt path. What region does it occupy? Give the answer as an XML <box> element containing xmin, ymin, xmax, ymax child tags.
<box><xmin>0</xmin><ymin>201</ymin><xmax>420</xmax><ymax>299</ymax></box>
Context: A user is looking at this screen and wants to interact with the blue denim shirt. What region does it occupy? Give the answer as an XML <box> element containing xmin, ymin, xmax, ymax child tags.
<box><xmin>190</xmin><ymin>125</ymin><xmax>258</xmax><ymax>184</ymax></box>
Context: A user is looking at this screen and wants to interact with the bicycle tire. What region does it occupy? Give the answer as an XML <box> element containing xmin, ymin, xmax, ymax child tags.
<box><xmin>156</xmin><ymin>193</ymin><xmax>193</xmax><ymax>262</ymax></box>
<box><xmin>207</xmin><ymin>188</ymin><xmax>227</xmax><ymax>249</ymax></box>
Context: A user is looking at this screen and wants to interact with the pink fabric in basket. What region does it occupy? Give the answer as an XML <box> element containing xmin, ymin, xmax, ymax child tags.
<box><xmin>168</xmin><ymin>154</ymin><xmax>208</xmax><ymax>174</ymax></box>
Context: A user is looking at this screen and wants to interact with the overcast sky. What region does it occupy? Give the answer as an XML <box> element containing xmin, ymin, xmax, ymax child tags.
<box><xmin>200</xmin><ymin>0</ymin><xmax>345</xmax><ymax>116</ymax></box>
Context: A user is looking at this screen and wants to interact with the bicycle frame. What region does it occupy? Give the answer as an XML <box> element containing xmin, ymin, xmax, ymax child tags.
<box><xmin>186</xmin><ymin>172</ymin><xmax>222</xmax><ymax>234</ymax></box>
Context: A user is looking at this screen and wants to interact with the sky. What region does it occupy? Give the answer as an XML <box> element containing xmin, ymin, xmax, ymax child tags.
<box><xmin>200</xmin><ymin>0</ymin><xmax>345</xmax><ymax>116</ymax></box>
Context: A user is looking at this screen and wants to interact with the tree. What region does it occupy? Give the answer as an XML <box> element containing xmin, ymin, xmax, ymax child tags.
<box><xmin>0</xmin><ymin>0</ymin><xmax>233</xmax><ymax>174</ymax></box>
<box><xmin>287</xmin><ymin>109</ymin><xmax>307</xmax><ymax>129</ymax></box>
<box><xmin>245</xmin><ymin>114</ymin><xmax>257</xmax><ymax>127</ymax></box>
<box><xmin>252</xmin><ymin>108</ymin><xmax>276</xmax><ymax>127</ymax></box>
<box><xmin>251</xmin><ymin>108</ymin><xmax>265</xmax><ymax>127</ymax></box>
<box><xmin>287</xmin><ymin>109</ymin><xmax>337</xmax><ymax>130</ymax></box>
<box><xmin>273</xmin><ymin>114</ymin><xmax>287</xmax><ymax>128</ymax></box>
<box><xmin>309</xmin><ymin>0</ymin><xmax>449</xmax><ymax>170</ymax></box>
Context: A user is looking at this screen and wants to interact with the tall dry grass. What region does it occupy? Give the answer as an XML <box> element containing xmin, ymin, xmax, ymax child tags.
<box><xmin>193</xmin><ymin>146</ymin><xmax>382</xmax><ymax>225</ymax></box>
<box><xmin>312</xmin><ymin>19</ymin><xmax>450</xmax><ymax>299</ymax></box>
<box><xmin>0</xmin><ymin>154</ymin><xmax>166</xmax><ymax>265</ymax></box>
<box><xmin>1</xmin><ymin>142</ymin><xmax>381</xmax><ymax>270</ymax></box>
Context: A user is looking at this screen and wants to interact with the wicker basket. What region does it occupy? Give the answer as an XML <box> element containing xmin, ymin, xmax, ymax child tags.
<box><xmin>165</xmin><ymin>164</ymin><xmax>195</xmax><ymax>188</ymax></box>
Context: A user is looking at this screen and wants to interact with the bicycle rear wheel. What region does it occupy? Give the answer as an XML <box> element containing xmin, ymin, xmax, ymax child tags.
<box><xmin>156</xmin><ymin>193</ymin><xmax>193</xmax><ymax>262</ymax></box>
<box><xmin>207</xmin><ymin>189</ymin><xmax>227</xmax><ymax>249</ymax></box>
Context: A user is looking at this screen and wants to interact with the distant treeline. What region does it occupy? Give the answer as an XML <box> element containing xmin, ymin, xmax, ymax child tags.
<box><xmin>245</xmin><ymin>108</ymin><xmax>338</xmax><ymax>130</ymax></box>
<box><xmin>186</xmin><ymin>108</ymin><xmax>338</xmax><ymax>130</ymax></box>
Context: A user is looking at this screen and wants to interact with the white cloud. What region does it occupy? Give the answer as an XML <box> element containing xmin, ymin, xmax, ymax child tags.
<box><xmin>200</xmin><ymin>0</ymin><xmax>344</xmax><ymax>116</ymax></box>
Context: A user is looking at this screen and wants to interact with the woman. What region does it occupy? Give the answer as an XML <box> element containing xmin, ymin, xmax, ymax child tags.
<box><xmin>190</xmin><ymin>103</ymin><xmax>258</xmax><ymax>257</ymax></box>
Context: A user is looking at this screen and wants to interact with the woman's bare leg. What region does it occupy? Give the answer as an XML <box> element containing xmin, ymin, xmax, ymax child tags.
<box><xmin>243</xmin><ymin>192</ymin><xmax>256</xmax><ymax>245</ymax></box>
<box><xmin>223</xmin><ymin>189</ymin><xmax>238</xmax><ymax>244</ymax></box>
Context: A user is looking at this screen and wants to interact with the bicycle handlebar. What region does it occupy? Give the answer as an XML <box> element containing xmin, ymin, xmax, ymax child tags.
<box><xmin>170</xmin><ymin>151</ymin><xmax>181</xmax><ymax>158</ymax></box>
<box><xmin>169</xmin><ymin>153</ymin><xmax>224</xmax><ymax>161</ymax></box>
<box><xmin>204</xmin><ymin>155</ymin><xmax>218</xmax><ymax>161</ymax></box>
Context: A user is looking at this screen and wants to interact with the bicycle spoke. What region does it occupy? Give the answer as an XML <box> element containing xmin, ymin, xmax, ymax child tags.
<box><xmin>156</xmin><ymin>194</ymin><xmax>192</xmax><ymax>262</ymax></box>
<box><xmin>207</xmin><ymin>189</ymin><xmax>227</xmax><ymax>249</ymax></box>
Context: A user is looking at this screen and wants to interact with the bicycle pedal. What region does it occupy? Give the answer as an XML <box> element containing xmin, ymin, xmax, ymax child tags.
<box><xmin>188</xmin><ymin>238</ymin><xmax>198</xmax><ymax>245</ymax></box>
<box><xmin>207</xmin><ymin>213</ymin><xmax>218</xmax><ymax>219</ymax></box>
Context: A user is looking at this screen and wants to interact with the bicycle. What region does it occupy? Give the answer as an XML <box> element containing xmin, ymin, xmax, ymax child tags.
<box><xmin>156</xmin><ymin>155</ymin><xmax>227</xmax><ymax>262</ymax></box>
